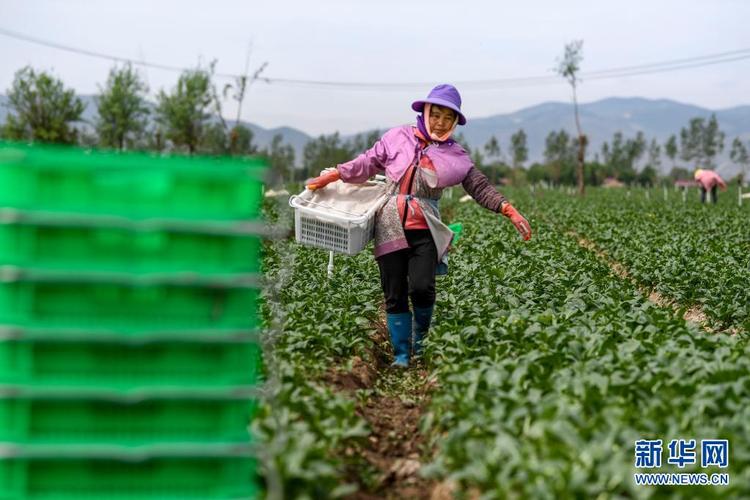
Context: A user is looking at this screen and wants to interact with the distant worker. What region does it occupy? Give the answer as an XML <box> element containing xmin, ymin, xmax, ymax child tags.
<box><xmin>305</xmin><ymin>84</ymin><xmax>532</xmax><ymax>368</ymax></box>
<box><xmin>694</xmin><ymin>169</ymin><xmax>727</xmax><ymax>204</ymax></box>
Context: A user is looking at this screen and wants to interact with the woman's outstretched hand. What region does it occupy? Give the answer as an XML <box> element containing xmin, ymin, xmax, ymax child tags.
<box><xmin>501</xmin><ymin>202</ymin><xmax>532</xmax><ymax>241</ymax></box>
<box><xmin>306</xmin><ymin>168</ymin><xmax>341</xmax><ymax>191</ymax></box>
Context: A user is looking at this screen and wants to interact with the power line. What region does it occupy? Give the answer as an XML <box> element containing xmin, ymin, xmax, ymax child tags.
<box><xmin>585</xmin><ymin>53</ymin><xmax>750</xmax><ymax>81</ymax></box>
<box><xmin>267</xmin><ymin>48</ymin><xmax>750</xmax><ymax>90</ymax></box>
<box><xmin>2</xmin><ymin>25</ymin><xmax>749</xmax><ymax>90</ymax></box>
<box><xmin>579</xmin><ymin>48</ymin><xmax>750</xmax><ymax>76</ymax></box>
<box><xmin>0</xmin><ymin>26</ymin><xmax>240</xmax><ymax>79</ymax></box>
<box><xmin>258</xmin><ymin>51</ymin><xmax>750</xmax><ymax>91</ymax></box>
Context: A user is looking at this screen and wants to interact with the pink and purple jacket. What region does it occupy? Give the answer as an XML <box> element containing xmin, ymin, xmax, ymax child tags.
<box><xmin>337</xmin><ymin>125</ymin><xmax>506</xmax><ymax>260</ymax></box>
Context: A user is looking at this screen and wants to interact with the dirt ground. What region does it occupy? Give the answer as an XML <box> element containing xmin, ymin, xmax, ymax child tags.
<box><xmin>324</xmin><ymin>312</ymin><xmax>440</xmax><ymax>499</ymax></box>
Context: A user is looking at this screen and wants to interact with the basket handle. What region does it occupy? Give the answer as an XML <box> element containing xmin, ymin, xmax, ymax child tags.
<box><xmin>289</xmin><ymin>194</ymin><xmax>372</xmax><ymax>225</ymax></box>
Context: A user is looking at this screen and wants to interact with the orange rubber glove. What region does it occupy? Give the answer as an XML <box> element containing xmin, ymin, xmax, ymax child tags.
<box><xmin>306</xmin><ymin>169</ymin><xmax>341</xmax><ymax>191</ymax></box>
<box><xmin>501</xmin><ymin>202</ymin><xmax>532</xmax><ymax>241</ymax></box>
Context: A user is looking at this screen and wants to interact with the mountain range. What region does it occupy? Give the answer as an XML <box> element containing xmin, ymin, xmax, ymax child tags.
<box><xmin>2</xmin><ymin>95</ymin><xmax>749</xmax><ymax>175</ymax></box>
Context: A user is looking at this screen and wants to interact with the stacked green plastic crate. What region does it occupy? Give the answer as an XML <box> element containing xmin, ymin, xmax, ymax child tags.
<box><xmin>0</xmin><ymin>142</ymin><xmax>266</xmax><ymax>498</ymax></box>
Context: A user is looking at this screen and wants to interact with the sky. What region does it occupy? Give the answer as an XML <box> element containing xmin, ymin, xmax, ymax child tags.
<box><xmin>1</xmin><ymin>0</ymin><xmax>749</xmax><ymax>136</ymax></box>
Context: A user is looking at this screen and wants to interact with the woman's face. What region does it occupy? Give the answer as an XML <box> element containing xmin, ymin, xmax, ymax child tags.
<box><xmin>428</xmin><ymin>105</ymin><xmax>456</xmax><ymax>137</ymax></box>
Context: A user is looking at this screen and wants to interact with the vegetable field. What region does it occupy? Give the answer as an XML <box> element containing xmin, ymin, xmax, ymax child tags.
<box><xmin>257</xmin><ymin>186</ymin><xmax>750</xmax><ymax>499</ymax></box>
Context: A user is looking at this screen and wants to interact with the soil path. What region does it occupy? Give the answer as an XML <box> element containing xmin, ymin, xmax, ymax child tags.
<box><xmin>325</xmin><ymin>309</ymin><xmax>440</xmax><ymax>499</ymax></box>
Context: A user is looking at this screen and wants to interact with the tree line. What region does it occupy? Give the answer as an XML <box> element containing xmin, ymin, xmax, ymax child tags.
<box><xmin>2</xmin><ymin>64</ymin><xmax>748</xmax><ymax>187</ymax></box>
<box><xmin>466</xmin><ymin>114</ymin><xmax>748</xmax><ymax>187</ymax></box>
<box><xmin>1</xmin><ymin>64</ymin><xmax>296</xmax><ymax>183</ymax></box>
<box><xmin>265</xmin><ymin>116</ymin><xmax>749</xmax><ymax>188</ymax></box>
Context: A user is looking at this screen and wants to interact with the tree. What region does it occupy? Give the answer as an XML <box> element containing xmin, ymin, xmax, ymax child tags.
<box><xmin>646</xmin><ymin>138</ymin><xmax>662</xmax><ymax>174</ymax></box>
<box><xmin>264</xmin><ymin>133</ymin><xmax>296</xmax><ymax>185</ymax></box>
<box><xmin>526</xmin><ymin>163</ymin><xmax>549</xmax><ymax>185</ymax></box>
<box><xmin>230</xmin><ymin>124</ymin><xmax>258</xmax><ymax>155</ymax></box>
<box><xmin>680</xmin><ymin>117</ymin><xmax>703</xmax><ymax>165</ymax></box>
<box><xmin>470</xmin><ymin>149</ymin><xmax>485</xmax><ymax>170</ymax></box>
<box><xmin>3</xmin><ymin>66</ymin><xmax>84</xmax><ymax>144</ymax></box>
<box><xmin>156</xmin><ymin>67</ymin><xmax>213</xmax><ymax>154</ymax></box>
<box><xmin>668</xmin><ymin>166</ymin><xmax>691</xmax><ymax>182</ymax></box>
<box><xmin>350</xmin><ymin>130</ymin><xmax>382</xmax><ymax>154</ymax></box>
<box><xmin>703</xmin><ymin>114</ymin><xmax>725</xmax><ymax>168</ymax></box>
<box><xmin>96</xmin><ymin>64</ymin><xmax>150</xmax><ymax>150</ymax></box>
<box><xmin>220</xmin><ymin>45</ymin><xmax>268</xmax><ymax>153</ymax></box>
<box><xmin>730</xmin><ymin>137</ymin><xmax>749</xmax><ymax>184</ymax></box>
<box><xmin>544</xmin><ymin>129</ymin><xmax>575</xmax><ymax>185</ymax></box>
<box><xmin>679</xmin><ymin>115</ymin><xmax>725</xmax><ymax>169</ymax></box>
<box><xmin>600</xmin><ymin>131</ymin><xmax>646</xmax><ymax>184</ymax></box>
<box><xmin>198</xmin><ymin>121</ymin><xmax>257</xmax><ymax>156</ymax></box>
<box><xmin>199</xmin><ymin>122</ymin><xmax>229</xmax><ymax>154</ymax></box>
<box><xmin>509</xmin><ymin>166</ymin><xmax>528</xmax><ymax>186</ymax></box>
<box><xmin>585</xmin><ymin>160</ymin><xmax>607</xmax><ymax>186</ymax></box>
<box><xmin>483</xmin><ymin>135</ymin><xmax>501</xmax><ymax>163</ymax></box>
<box><xmin>637</xmin><ymin>142</ymin><xmax>657</xmax><ymax>187</ymax></box>
<box><xmin>544</xmin><ymin>129</ymin><xmax>575</xmax><ymax>164</ymax></box>
<box><xmin>510</xmin><ymin>129</ymin><xmax>528</xmax><ymax>168</ymax></box>
<box><xmin>637</xmin><ymin>165</ymin><xmax>658</xmax><ymax>187</ymax></box>
<box><xmin>302</xmin><ymin>133</ymin><xmax>352</xmax><ymax>180</ymax></box>
<box><xmin>623</xmin><ymin>132</ymin><xmax>646</xmax><ymax>183</ymax></box>
<box><xmin>479</xmin><ymin>135</ymin><xmax>504</xmax><ymax>183</ymax></box>
<box><xmin>146</xmin><ymin>128</ymin><xmax>166</xmax><ymax>152</ymax></box>
<box><xmin>556</xmin><ymin>40</ymin><xmax>587</xmax><ymax>195</ymax></box>
<box><xmin>665</xmin><ymin>134</ymin><xmax>678</xmax><ymax>169</ymax></box>
<box><xmin>628</xmin><ymin>132</ymin><xmax>647</xmax><ymax>167</ymax></box>
<box><xmin>299</xmin><ymin>131</ymin><xmax>387</xmax><ymax>182</ymax></box>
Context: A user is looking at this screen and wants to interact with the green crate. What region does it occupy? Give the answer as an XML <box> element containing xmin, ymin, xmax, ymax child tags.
<box><xmin>0</xmin><ymin>384</ymin><xmax>257</xmax><ymax>402</ymax></box>
<box><xmin>0</xmin><ymin>222</ymin><xmax>262</xmax><ymax>275</ymax></box>
<box><xmin>1</xmin><ymin>267</ymin><xmax>260</xmax><ymax>289</ymax></box>
<box><xmin>0</xmin><ymin>457</ymin><xmax>258</xmax><ymax>499</ymax></box>
<box><xmin>0</xmin><ymin>142</ymin><xmax>267</xmax><ymax>221</ymax></box>
<box><xmin>0</xmin><ymin>208</ymin><xmax>270</xmax><ymax>238</ymax></box>
<box><xmin>0</xmin><ymin>324</ymin><xmax>258</xmax><ymax>343</ymax></box>
<box><xmin>0</xmin><ymin>396</ymin><xmax>256</xmax><ymax>445</ymax></box>
<box><xmin>0</xmin><ymin>281</ymin><xmax>259</xmax><ymax>330</ymax></box>
<box><xmin>0</xmin><ymin>340</ymin><xmax>262</xmax><ymax>389</ymax></box>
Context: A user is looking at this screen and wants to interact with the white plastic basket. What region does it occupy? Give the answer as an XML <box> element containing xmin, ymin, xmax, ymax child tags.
<box><xmin>289</xmin><ymin>179</ymin><xmax>388</xmax><ymax>255</ymax></box>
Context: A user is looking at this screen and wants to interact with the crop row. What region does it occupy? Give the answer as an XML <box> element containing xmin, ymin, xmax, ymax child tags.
<box><xmin>420</xmin><ymin>195</ymin><xmax>750</xmax><ymax>498</ymax></box>
<box><xmin>257</xmin><ymin>187</ymin><xmax>749</xmax><ymax>498</ymax></box>
<box><xmin>536</xmin><ymin>187</ymin><xmax>749</xmax><ymax>331</ymax></box>
<box><xmin>254</xmin><ymin>197</ymin><xmax>379</xmax><ymax>498</ymax></box>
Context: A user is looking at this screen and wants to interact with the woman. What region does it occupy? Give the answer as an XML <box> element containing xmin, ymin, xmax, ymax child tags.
<box><xmin>307</xmin><ymin>84</ymin><xmax>532</xmax><ymax>367</ymax></box>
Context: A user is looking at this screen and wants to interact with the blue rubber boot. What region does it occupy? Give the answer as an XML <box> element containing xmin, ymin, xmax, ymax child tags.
<box><xmin>386</xmin><ymin>312</ymin><xmax>412</xmax><ymax>368</ymax></box>
<box><xmin>412</xmin><ymin>305</ymin><xmax>434</xmax><ymax>358</ymax></box>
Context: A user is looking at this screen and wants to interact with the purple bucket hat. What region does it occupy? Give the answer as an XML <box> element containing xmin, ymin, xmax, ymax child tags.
<box><xmin>411</xmin><ymin>84</ymin><xmax>467</xmax><ymax>125</ymax></box>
